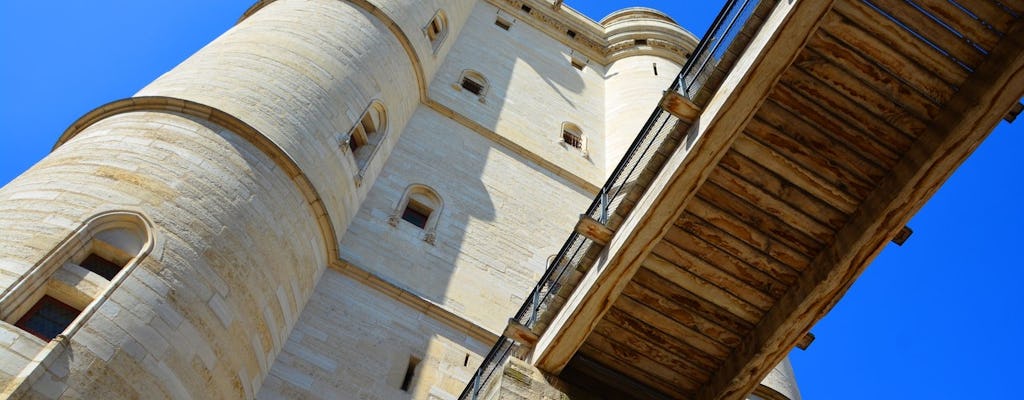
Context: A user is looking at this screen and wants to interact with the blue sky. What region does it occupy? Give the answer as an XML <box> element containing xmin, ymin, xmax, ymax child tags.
<box><xmin>2</xmin><ymin>1</ymin><xmax>1021</xmax><ymax>399</ymax></box>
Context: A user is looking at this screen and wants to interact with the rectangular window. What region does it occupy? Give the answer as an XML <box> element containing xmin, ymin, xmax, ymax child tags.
<box><xmin>401</xmin><ymin>201</ymin><xmax>431</xmax><ymax>229</ymax></box>
<box><xmin>16</xmin><ymin>295</ymin><xmax>82</xmax><ymax>341</ymax></box>
<box><xmin>571</xmin><ymin>58</ymin><xmax>586</xmax><ymax>71</ymax></box>
<box><xmin>461</xmin><ymin>78</ymin><xmax>484</xmax><ymax>96</ymax></box>
<box><xmin>495</xmin><ymin>17</ymin><xmax>512</xmax><ymax>30</ymax></box>
<box><xmin>79</xmin><ymin>253</ymin><xmax>122</xmax><ymax>280</ymax></box>
<box><xmin>520</xmin><ymin>4</ymin><xmax>532</xmax><ymax>13</ymax></box>
<box><xmin>562</xmin><ymin>130</ymin><xmax>582</xmax><ymax>149</ymax></box>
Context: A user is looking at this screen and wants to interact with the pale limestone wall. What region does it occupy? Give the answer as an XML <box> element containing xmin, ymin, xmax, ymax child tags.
<box><xmin>336</xmin><ymin>105</ymin><xmax>592</xmax><ymax>333</ymax></box>
<box><xmin>604</xmin><ymin>54</ymin><xmax>682</xmax><ymax>174</ymax></box>
<box><xmin>430</xmin><ymin>2</ymin><xmax>608</xmax><ymax>187</ymax></box>
<box><xmin>257</xmin><ymin>270</ymin><xmax>490</xmax><ymax>400</ymax></box>
<box><xmin>137</xmin><ymin>0</ymin><xmax>421</xmax><ymax>237</ymax></box>
<box><xmin>0</xmin><ymin>111</ymin><xmax>326</xmax><ymax>398</ymax></box>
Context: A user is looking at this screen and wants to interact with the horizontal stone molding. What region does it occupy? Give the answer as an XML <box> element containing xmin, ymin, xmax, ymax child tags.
<box><xmin>54</xmin><ymin>96</ymin><xmax>340</xmax><ymax>264</ymax></box>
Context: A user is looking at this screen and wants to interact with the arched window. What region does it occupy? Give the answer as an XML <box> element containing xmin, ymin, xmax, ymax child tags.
<box><xmin>342</xmin><ymin>101</ymin><xmax>388</xmax><ymax>176</ymax></box>
<box><xmin>388</xmin><ymin>184</ymin><xmax>443</xmax><ymax>244</ymax></box>
<box><xmin>561</xmin><ymin>122</ymin><xmax>587</xmax><ymax>156</ymax></box>
<box><xmin>457</xmin><ymin>70</ymin><xmax>488</xmax><ymax>103</ymax></box>
<box><xmin>425</xmin><ymin>10</ymin><xmax>448</xmax><ymax>52</ymax></box>
<box><xmin>4</xmin><ymin>211</ymin><xmax>153</xmax><ymax>341</ymax></box>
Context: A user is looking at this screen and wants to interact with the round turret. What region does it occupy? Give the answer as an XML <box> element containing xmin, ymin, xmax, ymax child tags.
<box><xmin>602</xmin><ymin>7</ymin><xmax>698</xmax><ymax>175</ymax></box>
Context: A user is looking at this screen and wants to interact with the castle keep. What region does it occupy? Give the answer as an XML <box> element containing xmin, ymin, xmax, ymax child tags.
<box><xmin>0</xmin><ymin>0</ymin><xmax>1020</xmax><ymax>399</ymax></box>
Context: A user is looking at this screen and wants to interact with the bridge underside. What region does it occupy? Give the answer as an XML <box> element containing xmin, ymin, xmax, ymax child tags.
<box><xmin>534</xmin><ymin>0</ymin><xmax>1024</xmax><ymax>399</ymax></box>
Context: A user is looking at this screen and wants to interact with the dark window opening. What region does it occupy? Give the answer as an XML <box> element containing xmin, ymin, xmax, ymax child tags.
<box><xmin>520</xmin><ymin>4</ymin><xmax>532</xmax><ymax>13</ymax></box>
<box><xmin>400</xmin><ymin>356</ymin><xmax>420</xmax><ymax>392</ymax></box>
<box><xmin>401</xmin><ymin>201</ymin><xmax>431</xmax><ymax>229</ymax></box>
<box><xmin>463</xmin><ymin>353</ymin><xmax>470</xmax><ymax>367</ymax></box>
<box><xmin>567</xmin><ymin>30</ymin><xmax>577</xmax><ymax>39</ymax></box>
<box><xmin>461</xmin><ymin>77</ymin><xmax>484</xmax><ymax>96</ymax></box>
<box><xmin>571</xmin><ymin>59</ymin><xmax>586</xmax><ymax>71</ymax></box>
<box><xmin>653</xmin><ymin>62</ymin><xmax>658</xmax><ymax>76</ymax></box>
<box><xmin>562</xmin><ymin>130</ymin><xmax>582</xmax><ymax>149</ymax></box>
<box><xmin>635</xmin><ymin>38</ymin><xmax>648</xmax><ymax>46</ymax></box>
<box><xmin>495</xmin><ymin>18</ymin><xmax>512</xmax><ymax>30</ymax></box>
<box><xmin>80</xmin><ymin>253</ymin><xmax>123</xmax><ymax>280</ymax></box>
<box><xmin>15</xmin><ymin>295</ymin><xmax>81</xmax><ymax>341</ymax></box>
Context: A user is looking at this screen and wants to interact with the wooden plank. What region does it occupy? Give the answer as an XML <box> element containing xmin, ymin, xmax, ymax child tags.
<box><xmin>732</xmin><ymin>133</ymin><xmax>859</xmax><ymax>214</ymax></box>
<box><xmin>809</xmin><ymin>25</ymin><xmax>947</xmax><ymax>109</ymax></box>
<box><xmin>832</xmin><ymin>0</ymin><xmax>969</xmax><ymax>85</ymax></box>
<box><xmin>781</xmin><ymin>66</ymin><xmax>918</xmax><ymax>149</ymax></box>
<box><xmin>575</xmin><ymin>345</ymin><xmax>690</xmax><ymax>400</ymax></box>
<box><xmin>822</xmin><ymin>10</ymin><xmax>958</xmax><ymax>101</ymax></box>
<box><xmin>708</xmin><ymin>157</ymin><xmax>841</xmax><ymax>243</ymax></box>
<box><xmin>591</xmin><ymin>314</ymin><xmax>714</xmax><ymax>382</ymax></box>
<box><xmin>913</xmin><ymin>0</ymin><xmax>1002</xmax><ymax>50</ymax></box>
<box><xmin>759</xmin><ymin>96</ymin><xmax>887</xmax><ymax>184</ymax></box>
<box><xmin>747</xmin><ymin>113</ymin><xmax>875</xmax><ymax>200</ymax></box>
<box><xmin>669</xmin><ymin>201</ymin><xmax>795</xmax><ymax>295</ymax></box>
<box><xmin>695</xmin><ymin>17</ymin><xmax>1024</xmax><ymax>400</ymax></box>
<box><xmin>563</xmin><ymin>354</ymin><xmax>677</xmax><ymax>400</ymax></box>
<box><xmin>581</xmin><ymin>337</ymin><xmax>701</xmax><ymax>394</ymax></box>
<box><xmin>575</xmin><ymin>214</ymin><xmax>614</xmax><ymax>246</ymax></box>
<box><xmin>953</xmin><ymin>0</ymin><xmax>1016</xmax><ymax>34</ymax></box>
<box><xmin>769</xmin><ymin>81</ymin><xmax>901</xmax><ymax>168</ymax></box>
<box><xmin>645</xmin><ymin>254</ymin><xmax>765</xmax><ymax>324</ymax></box>
<box><xmin>998</xmin><ymin>0</ymin><xmax>1024</xmax><ymax>15</ymax></box>
<box><xmin>604</xmin><ymin>300</ymin><xmax>725</xmax><ymax>371</ymax></box>
<box><xmin>867</xmin><ymin>0</ymin><xmax>987</xmax><ymax>68</ymax></box>
<box><xmin>674</xmin><ymin>211</ymin><xmax>807</xmax><ymax>280</ymax></box>
<box><xmin>530</xmin><ymin>0</ymin><xmax>838</xmax><ymax>375</ymax></box>
<box><xmin>796</xmin><ymin>47</ymin><xmax>937</xmax><ymax>126</ymax></box>
<box><xmin>697</xmin><ymin>180</ymin><xmax>824</xmax><ymax>256</ymax></box>
<box><xmin>652</xmin><ymin>240</ymin><xmax>776</xmax><ymax>311</ymax></box>
<box><xmin>717</xmin><ymin>151</ymin><xmax>848</xmax><ymax>231</ymax></box>
<box><xmin>805</xmin><ymin>35</ymin><xmax>942</xmax><ymax>120</ymax></box>
<box><xmin>621</xmin><ymin>281</ymin><xmax>745</xmax><ymax>350</ymax></box>
<box><xmin>630</xmin><ymin>267</ymin><xmax>754</xmax><ymax>337</ymax></box>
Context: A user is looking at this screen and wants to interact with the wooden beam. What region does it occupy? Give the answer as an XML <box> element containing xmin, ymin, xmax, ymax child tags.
<box><xmin>528</xmin><ymin>0</ymin><xmax>837</xmax><ymax>375</ymax></box>
<box><xmin>1005</xmin><ymin>102</ymin><xmax>1023</xmax><ymax>123</ymax></box>
<box><xmin>695</xmin><ymin>18</ymin><xmax>1024</xmax><ymax>400</ymax></box>
<box><xmin>574</xmin><ymin>215</ymin><xmax>614</xmax><ymax>246</ymax></box>
<box><xmin>503</xmin><ymin>318</ymin><xmax>539</xmax><ymax>346</ymax></box>
<box><xmin>660</xmin><ymin>91</ymin><xmax>701</xmax><ymax>123</ymax></box>
<box><xmin>795</xmin><ymin>332</ymin><xmax>815</xmax><ymax>350</ymax></box>
<box><xmin>891</xmin><ymin>226</ymin><xmax>913</xmax><ymax>246</ymax></box>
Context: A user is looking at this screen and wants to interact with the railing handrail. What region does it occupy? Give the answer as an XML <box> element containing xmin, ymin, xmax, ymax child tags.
<box><xmin>458</xmin><ymin>1</ymin><xmax>768</xmax><ymax>398</ymax></box>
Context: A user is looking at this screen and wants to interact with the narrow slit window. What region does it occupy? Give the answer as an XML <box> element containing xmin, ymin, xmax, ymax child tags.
<box><xmin>79</xmin><ymin>253</ymin><xmax>123</xmax><ymax>280</ymax></box>
<box><xmin>635</xmin><ymin>38</ymin><xmax>648</xmax><ymax>46</ymax></box>
<box><xmin>400</xmin><ymin>356</ymin><xmax>421</xmax><ymax>392</ymax></box>
<box><xmin>15</xmin><ymin>295</ymin><xmax>82</xmax><ymax>341</ymax></box>
<box><xmin>520</xmin><ymin>4</ymin><xmax>532</xmax><ymax>13</ymax></box>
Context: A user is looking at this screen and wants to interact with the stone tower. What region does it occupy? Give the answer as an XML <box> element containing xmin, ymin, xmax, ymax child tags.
<box><xmin>0</xmin><ymin>1</ymin><xmax>801</xmax><ymax>399</ymax></box>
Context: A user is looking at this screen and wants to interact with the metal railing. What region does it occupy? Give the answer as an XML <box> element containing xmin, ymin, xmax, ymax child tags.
<box><xmin>458</xmin><ymin>1</ymin><xmax>767</xmax><ymax>398</ymax></box>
